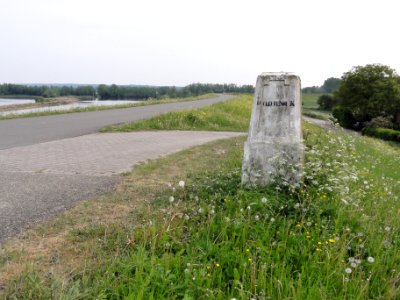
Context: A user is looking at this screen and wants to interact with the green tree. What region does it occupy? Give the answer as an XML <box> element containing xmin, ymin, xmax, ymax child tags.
<box><xmin>335</xmin><ymin>64</ymin><xmax>400</xmax><ymax>127</ymax></box>
<box><xmin>321</xmin><ymin>77</ymin><xmax>341</xmax><ymax>93</ymax></box>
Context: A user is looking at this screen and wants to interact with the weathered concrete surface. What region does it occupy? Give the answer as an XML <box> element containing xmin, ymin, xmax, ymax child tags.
<box><xmin>0</xmin><ymin>94</ymin><xmax>233</xmax><ymax>150</ymax></box>
<box><xmin>0</xmin><ymin>131</ymin><xmax>244</xmax><ymax>242</ymax></box>
<box><xmin>242</xmin><ymin>73</ymin><xmax>303</xmax><ymax>186</ymax></box>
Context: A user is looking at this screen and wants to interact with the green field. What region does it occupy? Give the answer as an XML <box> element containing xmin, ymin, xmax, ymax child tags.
<box><xmin>302</xmin><ymin>93</ymin><xmax>332</xmax><ymax>120</ymax></box>
<box><xmin>1</xmin><ymin>96</ymin><xmax>399</xmax><ymax>299</ymax></box>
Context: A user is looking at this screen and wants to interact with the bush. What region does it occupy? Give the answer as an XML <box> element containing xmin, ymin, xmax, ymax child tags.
<box><xmin>363</xmin><ymin>116</ymin><xmax>394</xmax><ymax>129</ymax></box>
<box><xmin>317</xmin><ymin>94</ymin><xmax>336</xmax><ymax>110</ymax></box>
<box><xmin>35</xmin><ymin>97</ymin><xmax>49</xmax><ymax>103</ymax></box>
<box><xmin>361</xmin><ymin>127</ymin><xmax>400</xmax><ymax>142</ymax></box>
<box><xmin>332</xmin><ymin>106</ymin><xmax>356</xmax><ymax>128</ymax></box>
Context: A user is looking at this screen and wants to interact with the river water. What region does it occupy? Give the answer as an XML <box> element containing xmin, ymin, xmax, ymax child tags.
<box><xmin>0</xmin><ymin>98</ymin><xmax>35</xmax><ymax>106</ymax></box>
<box><xmin>0</xmin><ymin>100</ymin><xmax>139</xmax><ymax>116</ymax></box>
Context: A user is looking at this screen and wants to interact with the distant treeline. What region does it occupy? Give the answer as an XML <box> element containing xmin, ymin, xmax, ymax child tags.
<box><xmin>0</xmin><ymin>83</ymin><xmax>254</xmax><ymax>100</ymax></box>
<box><xmin>302</xmin><ymin>77</ymin><xmax>341</xmax><ymax>94</ymax></box>
<box><xmin>0</xmin><ymin>84</ymin><xmax>95</xmax><ymax>98</ymax></box>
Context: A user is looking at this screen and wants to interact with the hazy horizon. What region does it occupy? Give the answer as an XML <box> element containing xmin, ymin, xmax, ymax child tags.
<box><xmin>1</xmin><ymin>0</ymin><xmax>399</xmax><ymax>88</ymax></box>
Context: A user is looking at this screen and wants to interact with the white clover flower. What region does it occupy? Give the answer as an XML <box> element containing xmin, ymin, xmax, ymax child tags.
<box><xmin>348</xmin><ymin>257</ymin><xmax>355</xmax><ymax>263</ymax></box>
<box><xmin>294</xmin><ymin>203</ymin><xmax>300</xmax><ymax>209</ymax></box>
<box><xmin>178</xmin><ymin>180</ymin><xmax>185</xmax><ymax>188</ymax></box>
<box><xmin>225</xmin><ymin>217</ymin><xmax>230</xmax><ymax>222</ymax></box>
<box><xmin>385</xmin><ymin>226</ymin><xmax>391</xmax><ymax>232</ymax></box>
<box><xmin>246</xmin><ymin>206</ymin><xmax>251</xmax><ymax>210</ymax></box>
<box><xmin>254</xmin><ymin>215</ymin><xmax>260</xmax><ymax>221</ymax></box>
<box><xmin>270</xmin><ymin>217</ymin><xmax>275</xmax><ymax>223</ymax></box>
<box><xmin>367</xmin><ymin>257</ymin><xmax>375</xmax><ymax>263</ymax></box>
<box><xmin>261</xmin><ymin>197</ymin><xmax>268</xmax><ymax>203</ymax></box>
<box><xmin>169</xmin><ymin>196</ymin><xmax>175</xmax><ymax>203</ymax></box>
<box><xmin>345</xmin><ymin>268</ymin><xmax>352</xmax><ymax>274</ymax></box>
<box><xmin>198</xmin><ymin>208</ymin><xmax>203</xmax><ymax>214</ymax></box>
<box><xmin>210</xmin><ymin>209</ymin><xmax>215</xmax><ymax>215</ymax></box>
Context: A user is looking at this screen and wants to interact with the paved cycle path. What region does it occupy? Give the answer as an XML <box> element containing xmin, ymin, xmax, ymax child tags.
<box><xmin>0</xmin><ymin>131</ymin><xmax>244</xmax><ymax>242</ymax></box>
<box><xmin>0</xmin><ymin>94</ymin><xmax>233</xmax><ymax>150</ymax></box>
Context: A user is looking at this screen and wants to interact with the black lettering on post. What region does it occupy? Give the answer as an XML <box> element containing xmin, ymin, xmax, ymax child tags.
<box><xmin>290</xmin><ymin>101</ymin><xmax>295</xmax><ymax>107</ymax></box>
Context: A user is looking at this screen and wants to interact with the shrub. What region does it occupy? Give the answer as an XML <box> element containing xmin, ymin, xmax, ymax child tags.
<box><xmin>361</xmin><ymin>127</ymin><xmax>400</xmax><ymax>142</ymax></box>
<box><xmin>317</xmin><ymin>94</ymin><xmax>336</xmax><ymax>110</ymax></box>
<box><xmin>363</xmin><ymin>116</ymin><xmax>394</xmax><ymax>129</ymax></box>
<box><xmin>35</xmin><ymin>97</ymin><xmax>49</xmax><ymax>103</ymax></box>
<box><xmin>332</xmin><ymin>106</ymin><xmax>356</xmax><ymax>129</ymax></box>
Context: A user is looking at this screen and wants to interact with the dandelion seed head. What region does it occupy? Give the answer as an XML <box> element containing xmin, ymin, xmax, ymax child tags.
<box><xmin>178</xmin><ymin>180</ymin><xmax>185</xmax><ymax>188</ymax></box>
<box><xmin>169</xmin><ymin>196</ymin><xmax>174</xmax><ymax>203</ymax></box>
<box><xmin>367</xmin><ymin>257</ymin><xmax>375</xmax><ymax>263</ymax></box>
<box><xmin>345</xmin><ymin>268</ymin><xmax>352</xmax><ymax>274</ymax></box>
<box><xmin>261</xmin><ymin>197</ymin><xmax>268</xmax><ymax>203</ymax></box>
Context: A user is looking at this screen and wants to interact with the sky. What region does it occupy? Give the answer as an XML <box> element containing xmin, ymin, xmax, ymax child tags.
<box><xmin>1</xmin><ymin>0</ymin><xmax>399</xmax><ymax>88</ymax></box>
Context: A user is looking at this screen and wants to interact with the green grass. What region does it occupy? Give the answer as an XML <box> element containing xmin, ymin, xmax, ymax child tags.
<box><xmin>102</xmin><ymin>94</ymin><xmax>252</xmax><ymax>132</ymax></box>
<box><xmin>302</xmin><ymin>93</ymin><xmax>332</xmax><ymax>120</ymax></box>
<box><xmin>0</xmin><ymin>94</ymin><xmax>217</xmax><ymax>120</ymax></box>
<box><xmin>2</xmin><ymin>95</ymin><xmax>400</xmax><ymax>299</ymax></box>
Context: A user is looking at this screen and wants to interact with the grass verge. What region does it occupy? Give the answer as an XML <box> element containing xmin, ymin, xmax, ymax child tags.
<box><xmin>102</xmin><ymin>94</ymin><xmax>252</xmax><ymax>132</ymax></box>
<box><xmin>0</xmin><ymin>94</ymin><xmax>217</xmax><ymax>120</ymax></box>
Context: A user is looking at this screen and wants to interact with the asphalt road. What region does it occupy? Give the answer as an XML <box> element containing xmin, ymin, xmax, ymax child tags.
<box><xmin>0</xmin><ymin>94</ymin><xmax>233</xmax><ymax>150</ymax></box>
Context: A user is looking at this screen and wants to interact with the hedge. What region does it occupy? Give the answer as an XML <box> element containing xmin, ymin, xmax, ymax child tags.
<box><xmin>361</xmin><ymin>127</ymin><xmax>400</xmax><ymax>142</ymax></box>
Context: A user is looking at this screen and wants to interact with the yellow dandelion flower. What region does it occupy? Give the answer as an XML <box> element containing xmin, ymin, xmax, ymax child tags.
<box><xmin>318</xmin><ymin>242</ymin><xmax>322</xmax><ymax>245</ymax></box>
<box><xmin>248</xmin><ymin>258</ymin><xmax>252</xmax><ymax>262</ymax></box>
<box><xmin>296</xmin><ymin>224</ymin><xmax>301</xmax><ymax>228</ymax></box>
<box><xmin>329</xmin><ymin>239</ymin><xmax>335</xmax><ymax>243</ymax></box>
<box><xmin>316</xmin><ymin>248</ymin><xmax>322</xmax><ymax>252</ymax></box>
<box><xmin>215</xmin><ymin>263</ymin><xmax>220</xmax><ymax>267</ymax></box>
<box><xmin>246</xmin><ymin>248</ymin><xmax>250</xmax><ymax>253</ymax></box>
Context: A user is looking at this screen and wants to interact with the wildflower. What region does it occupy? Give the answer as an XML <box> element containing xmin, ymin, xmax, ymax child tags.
<box><xmin>215</xmin><ymin>263</ymin><xmax>220</xmax><ymax>267</ymax></box>
<box><xmin>225</xmin><ymin>217</ymin><xmax>230</xmax><ymax>222</ymax></box>
<box><xmin>184</xmin><ymin>214</ymin><xmax>190</xmax><ymax>220</ymax></box>
<box><xmin>246</xmin><ymin>206</ymin><xmax>251</xmax><ymax>210</ymax></box>
<box><xmin>318</xmin><ymin>242</ymin><xmax>322</xmax><ymax>245</ymax></box>
<box><xmin>246</xmin><ymin>248</ymin><xmax>250</xmax><ymax>253</ymax></box>
<box><xmin>261</xmin><ymin>197</ymin><xmax>268</xmax><ymax>203</ymax></box>
<box><xmin>254</xmin><ymin>215</ymin><xmax>260</xmax><ymax>221</ymax></box>
<box><xmin>316</xmin><ymin>248</ymin><xmax>322</xmax><ymax>252</ymax></box>
<box><xmin>270</xmin><ymin>217</ymin><xmax>275</xmax><ymax>223</ymax></box>
<box><xmin>210</xmin><ymin>209</ymin><xmax>215</xmax><ymax>215</ymax></box>
<box><xmin>350</xmin><ymin>262</ymin><xmax>357</xmax><ymax>268</ymax></box>
<box><xmin>367</xmin><ymin>257</ymin><xmax>375</xmax><ymax>263</ymax></box>
<box><xmin>294</xmin><ymin>203</ymin><xmax>300</xmax><ymax>209</ymax></box>
<box><xmin>345</xmin><ymin>268</ymin><xmax>352</xmax><ymax>274</ymax></box>
<box><xmin>248</xmin><ymin>258</ymin><xmax>252</xmax><ymax>262</ymax></box>
<box><xmin>169</xmin><ymin>196</ymin><xmax>174</xmax><ymax>203</ymax></box>
<box><xmin>178</xmin><ymin>180</ymin><xmax>185</xmax><ymax>188</ymax></box>
<box><xmin>385</xmin><ymin>226</ymin><xmax>391</xmax><ymax>232</ymax></box>
<box><xmin>329</xmin><ymin>239</ymin><xmax>335</xmax><ymax>243</ymax></box>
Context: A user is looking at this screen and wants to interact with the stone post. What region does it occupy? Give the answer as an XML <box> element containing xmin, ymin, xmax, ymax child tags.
<box><xmin>242</xmin><ymin>72</ymin><xmax>303</xmax><ymax>186</ymax></box>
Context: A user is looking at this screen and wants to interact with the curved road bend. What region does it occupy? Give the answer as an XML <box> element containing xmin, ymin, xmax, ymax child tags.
<box><xmin>0</xmin><ymin>94</ymin><xmax>233</xmax><ymax>150</ymax></box>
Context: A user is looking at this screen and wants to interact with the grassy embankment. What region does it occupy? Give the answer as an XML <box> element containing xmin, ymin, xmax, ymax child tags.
<box><xmin>0</xmin><ymin>94</ymin><xmax>217</xmax><ymax>120</ymax></box>
<box><xmin>302</xmin><ymin>93</ymin><xmax>332</xmax><ymax>120</ymax></box>
<box><xmin>1</xmin><ymin>95</ymin><xmax>400</xmax><ymax>299</ymax></box>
